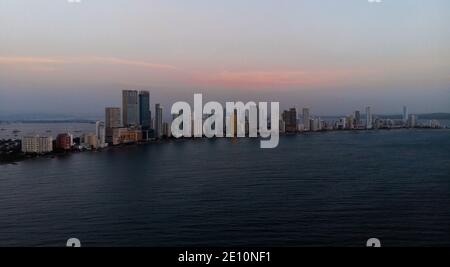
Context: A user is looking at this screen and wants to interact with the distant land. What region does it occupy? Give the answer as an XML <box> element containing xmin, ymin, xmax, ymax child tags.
<box><xmin>0</xmin><ymin>113</ymin><xmax>450</xmax><ymax>123</ymax></box>
<box><xmin>379</xmin><ymin>113</ymin><xmax>450</xmax><ymax>120</ymax></box>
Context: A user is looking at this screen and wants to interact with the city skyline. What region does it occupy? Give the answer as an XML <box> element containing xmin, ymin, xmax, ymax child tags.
<box><xmin>1</xmin><ymin>0</ymin><xmax>449</xmax><ymax>115</ymax></box>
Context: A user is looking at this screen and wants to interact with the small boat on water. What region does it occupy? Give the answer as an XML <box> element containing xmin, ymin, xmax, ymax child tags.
<box><xmin>0</xmin><ymin>128</ymin><xmax>6</xmax><ymax>131</ymax></box>
<box><xmin>12</xmin><ymin>130</ymin><xmax>21</xmax><ymax>134</ymax></box>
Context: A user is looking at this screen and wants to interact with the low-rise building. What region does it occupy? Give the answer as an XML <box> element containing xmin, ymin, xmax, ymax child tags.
<box><xmin>111</xmin><ymin>128</ymin><xmax>142</xmax><ymax>145</ymax></box>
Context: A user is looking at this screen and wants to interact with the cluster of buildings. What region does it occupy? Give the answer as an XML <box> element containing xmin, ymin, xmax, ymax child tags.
<box><xmin>105</xmin><ymin>90</ymin><xmax>171</xmax><ymax>146</ymax></box>
<box><xmin>279</xmin><ymin>106</ymin><xmax>437</xmax><ymax>134</ymax></box>
<box><xmin>19</xmin><ymin>90</ymin><xmax>444</xmax><ymax>154</ymax></box>
<box><xmin>21</xmin><ymin>90</ymin><xmax>169</xmax><ymax>154</ymax></box>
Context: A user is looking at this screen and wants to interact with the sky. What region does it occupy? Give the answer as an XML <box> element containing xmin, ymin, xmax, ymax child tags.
<box><xmin>0</xmin><ymin>0</ymin><xmax>449</xmax><ymax>118</ymax></box>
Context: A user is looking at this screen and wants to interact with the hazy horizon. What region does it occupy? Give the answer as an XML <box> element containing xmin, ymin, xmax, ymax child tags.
<box><xmin>1</xmin><ymin>0</ymin><xmax>449</xmax><ymax>116</ymax></box>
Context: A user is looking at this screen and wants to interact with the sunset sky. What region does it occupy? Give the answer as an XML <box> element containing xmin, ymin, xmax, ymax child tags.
<box><xmin>0</xmin><ymin>0</ymin><xmax>449</xmax><ymax>117</ymax></box>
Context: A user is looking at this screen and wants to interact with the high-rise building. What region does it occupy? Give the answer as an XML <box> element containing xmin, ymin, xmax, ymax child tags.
<box><xmin>279</xmin><ymin>119</ymin><xmax>286</xmax><ymax>133</ymax></box>
<box><xmin>303</xmin><ymin>108</ymin><xmax>310</xmax><ymax>131</ymax></box>
<box><xmin>139</xmin><ymin>91</ymin><xmax>151</xmax><ymax>130</ymax></box>
<box><xmin>403</xmin><ymin>106</ymin><xmax>409</xmax><ymax>125</ymax></box>
<box><xmin>311</xmin><ymin>118</ymin><xmax>322</xmax><ymax>132</ymax></box>
<box><xmin>105</xmin><ymin>107</ymin><xmax>121</xmax><ymax>144</ymax></box>
<box><xmin>82</xmin><ymin>133</ymin><xmax>98</xmax><ymax>149</ymax></box>
<box><xmin>105</xmin><ymin>107</ymin><xmax>121</xmax><ymax>128</ymax></box>
<box><xmin>56</xmin><ymin>133</ymin><xmax>73</xmax><ymax>150</ymax></box>
<box><xmin>122</xmin><ymin>90</ymin><xmax>139</xmax><ymax>127</ymax></box>
<box><xmin>347</xmin><ymin>114</ymin><xmax>355</xmax><ymax>129</ymax></box>
<box><xmin>366</xmin><ymin>106</ymin><xmax>373</xmax><ymax>129</ymax></box>
<box><xmin>354</xmin><ymin>110</ymin><xmax>361</xmax><ymax>127</ymax></box>
<box><xmin>162</xmin><ymin>122</ymin><xmax>171</xmax><ymax>138</ymax></box>
<box><xmin>408</xmin><ymin>114</ymin><xmax>417</xmax><ymax>128</ymax></box>
<box><xmin>21</xmin><ymin>136</ymin><xmax>53</xmax><ymax>154</ymax></box>
<box><xmin>95</xmin><ymin>121</ymin><xmax>106</xmax><ymax>148</ymax></box>
<box><xmin>282</xmin><ymin>108</ymin><xmax>297</xmax><ymax>133</ymax></box>
<box><xmin>155</xmin><ymin>104</ymin><xmax>163</xmax><ymax>138</ymax></box>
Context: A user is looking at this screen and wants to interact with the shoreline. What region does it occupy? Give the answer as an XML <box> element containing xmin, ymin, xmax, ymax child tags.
<box><xmin>1</xmin><ymin>127</ymin><xmax>448</xmax><ymax>166</ymax></box>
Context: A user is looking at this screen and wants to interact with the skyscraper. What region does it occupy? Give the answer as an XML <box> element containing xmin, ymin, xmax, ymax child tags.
<box><xmin>282</xmin><ymin>108</ymin><xmax>297</xmax><ymax>133</ymax></box>
<box><xmin>139</xmin><ymin>91</ymin><xmax>151</xmax><ymax>130</ymax></box>
<box><xmin>105</xmin><ymin>107</ymin><xmax>121</xmax><ymax>144</ymax></box>
<box><xmin>303</xmin><ymin>108</ymin><xmax>310</xmax><ymax>131</ymax></box>
<box><xmin>366</xmin><ymin>106</ymin><xmax>373</xmax><ymax>129</ymax></box>
<box><xmin>122</xmin><ymin>90</ymin><xmax>139</xmax><ymax>127</ymax></box>
<box><xmin>354</xmin><ymin>110</ymin><xmax>361</xmax><ymax>127</ymax></box>
<box><xmin>408</xmin><ymin>114</ymin><xmax>417</xmax><ymax>128</ymax></box>
<box><xmin>155</xmin><ymin>104</ymin><xmax>163</xmax><ymax>139</ymax></box>
<box><xmin>96</xmin><ymin>121</ymin><xmax>106</xmax><ymax>148</ymax></box>
<box><xmin>403</xmin><ymin>106</ymin><xmax>409</xmax><ymax>124</ymax></box>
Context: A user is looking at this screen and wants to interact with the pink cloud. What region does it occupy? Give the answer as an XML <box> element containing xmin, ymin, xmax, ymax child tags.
<box><xmin>192</xmin><ymin>70</ymin><xmax>355</xmax><ymax>89</ymax></box>
<box><xmin>0</xmin><ymin>56</ymin><xmax>177</xmax><ymax>71</ymax></box>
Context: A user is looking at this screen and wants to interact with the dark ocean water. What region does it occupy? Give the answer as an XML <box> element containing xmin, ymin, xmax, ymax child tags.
<box><xmin>0</xmin><ymin>129</ymin><xmax>449</xmax><ymax>247</ymax></box>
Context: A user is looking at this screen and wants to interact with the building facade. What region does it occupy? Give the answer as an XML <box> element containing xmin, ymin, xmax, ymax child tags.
<box><xmin>366</xmin><ymin>106</ymin><xmax>373</xmax><ymax>129</ymax></box>
<box><xmin>96</xmin><ymin>121</ymin><xmax>106</xmax><ymax>148</ymax></box>
<box><xmin>122</xmin><ymin>90</ymin><xmax>139</xmax><ymax>127</ymax></box>
<box><xmin>21</xmin><ymin>136</ymin><xmax>53</xmax><ymax>154</ymax></box>
<box><xmin>302</xmin><ymin>108</ymin><xmax>310</xmax><ymax>131</ymax></box>
<box><xmin>139</xmin><ymin>91</ymin><xmax>151</xmax><ymax>130</ymax></box>
<box><xmin>155</xmin><ymin>104</ymin><xmax>163</xmax><ymax>139</ymax></box>
<box><xmin>282</xmin><ymin>108</ymin><xmax>297</xmax><ymax>133</ymax></box>
<box><xmin>56</xmin><ymin>133</ymin><xmax>73</xmax><ymax>150</ymax></box>
<box><xmin>105</xmin><ymin>107</ymin><xmax>121</xmax><ymax>144</ymax></box>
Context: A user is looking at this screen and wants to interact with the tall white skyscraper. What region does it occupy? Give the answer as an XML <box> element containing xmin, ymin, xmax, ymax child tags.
<box><xmin>155</xmin><ymin>104</ymin><xmax>163</xmax><ymax>138</ymax></box>
<box><xmin>303</xmin><ymin>108</ymin><xmax>310</xmax><ymax>131</ymax></box>
<box><xmin>366</xmin><ymin>106</ymin><xmax>373</xmax><ymax>129</ymax></box>
<box><xmin>96</xmin><ymin>121</ymin><xmax>106</xmax><ymax>148</ymax></box>
<box><xmin>403</xmin><ymin>106</ymin><xmax>409</xmax><ymax>124</ymax></box>
<box><xmin>122</xmin><ymin>90</ymin><xmax>139</xmax><ymax>127</ymax></box>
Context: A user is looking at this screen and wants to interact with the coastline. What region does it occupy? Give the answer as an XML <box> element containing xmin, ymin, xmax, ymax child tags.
<box><xmin>1</xmin><ymin>127</ymin><xmax>448</xmax><ymax>165</ymax></box>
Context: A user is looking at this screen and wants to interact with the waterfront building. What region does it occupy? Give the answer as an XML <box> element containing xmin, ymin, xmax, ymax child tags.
<box><xmin>282</xmin><ymin>108</ymin><xmax>297</xmax><ymax>133</ymax></box>
<box><xmin>354</xmin><ymin>110</ymin><xmax>361</xmax><ymax>127</ymax></box>
<box><xmin>337</xmin><ymin>118</ymin><xmax>347</xmax><ymax>130</ymax></box>
<box><xmin>311</xmin><ymin>118</ymin><xmax>321</xmax><ymax>132</ymax></box>
<box><xmin>82</xmin><ymin>133</ymin><xmax>98</xmax><ymax>149</ymax></box>
<box><xmin>409</xmin><ymin>114</ymin><xmax>418</xmax><ymax>128</ymax></box>
<box><xmin>162</xmin><ymin>122</ymin><xmax>171</xmax><ymax>138</ymax></box>
<box><xmin>21</xmin><ymin>136</ymin><xmax>53</xmax><ymax>154</ymax></box>
<box><xmin>366</xmin><ymin>106</ymin><xmax>373</xmax><ymax>129</ymax></box>
<box><xmin>139</xmin><ymin>91</ymin><xmax>151</xmax><ymax>129</ymax></box>
<box><xmin>429</xmin><ymin>119</ymin><xmax>440</xmax><ymax>128</ymax></box>
<box><xmin>139</xmin><ymin>91</ymin><xmax>151</xmax><ymax>140</ymax></box>
<box><xmin>55</xmin><ymin>133</ymin><xmax>73</xmax><ymax>150</ymax></box>
<box><xmin>347</xmin><ymin>115</ymin><xmax>355</xmax><ymax>129</ymax></box>
<box><xmin>279</xmin><ymin>119</ymin><xmax>286</xmax><ymax>134</ymax></box>
<box><xmin>403</xmin><ymin>106</ymin><xmax>409</xmax><ymax>125</ymax></box>
<box><xmin>303</xmin><ymin>108</ymin><xmax>310</xmax><ymax>131</ymax></box>
<box><xmin>105</xmin><ymin>107</ymin><xmax>121</xmax><ymax>144</ymax></box>
<box><xmin>121</xmin><ymin>128</ymin><xmax>142</xmax><ymax>144</ymax></box>
<box><xmin>155</xmin><ymin>104</ymin><xmax>163</xmax><ymax>139</ymax></box>
<box><xmin>122</xmin><ymin>90</ymin><xmax>139</xmax><ymax>127</ymax></box>
<box><xmin>95</xmin><ymin>121</ymin><xmax>106</xmax><ymax>148</ymax></box>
